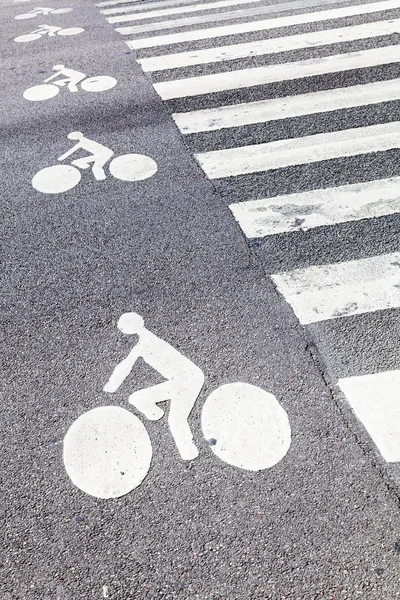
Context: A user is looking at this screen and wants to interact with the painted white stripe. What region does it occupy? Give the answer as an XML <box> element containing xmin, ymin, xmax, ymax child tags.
<box><xmin>154</xmin><ymin>45</ymin><xmax>400</xmax><ymax>99</ymax></box>
<box><xmin>173</xmin><ymin>79</ymin><xmax>400</xmax><ymax>133</ymax></box>
<box><xmin>103</xmin><ymin>0</ymin><xmax>335</xmax><ymax>17</ymax></box>
<box><xmin>339</xmin><ymin>370</ymin><xmax>400</xmax><ymax>462</ymax></box>
<box><xmin>272</xmin><ymin>252</ymin><xmax>400</xmax><ymax>324</ymax></box>
<box><xmin>139</xmin><ymin>18</ymin><xmax>400</xmax><ymax>72</ymax></box>
<box><xmin>96</xmin><ymin>0</ymin><xmax>141</xmax><ymax>6</ymax></box>
<box><xmin>196</xmin><ymin>121</ymin><xmax>400</xmax><ymax>179</ymax></box>
<box><xmin>229</xmin><ymin>176</ymin><xmax>400</xmax><ymax>237</ymax></box>
<box><xmin>121</xmin><ymin>0</ymin><xmax>400</xmax><ymax>45</ymax></box>
<box><xmin>110</xmin><ymin>3</ymin><xmax>320</xmax><ymax>29</ymax></box>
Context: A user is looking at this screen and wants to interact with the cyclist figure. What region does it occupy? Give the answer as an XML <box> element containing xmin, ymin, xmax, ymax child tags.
<box><xmin>103</xmin><ymin>312</ymin><xmax>205</xmax><ymax>461</ymax></box>
<box><xmin>33</xmin><ymin>24</ymin><xmax>61</xmax><ymax>36</ymax></box>
<box><xmin>44</xmin><ymin>64</ymin><xmax>86</xmax><ymax>93</ymax></box>
<box><xmin>58</xmin><ymin>132</ymin><xmax>114</xmax><ymax>181</ymax></box>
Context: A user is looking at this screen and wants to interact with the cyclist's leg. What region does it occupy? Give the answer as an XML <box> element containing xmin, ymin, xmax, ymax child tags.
<box><xmin>128</xmin><ymin>380</ymin><xmax>174</xmax><ymax>421</ymax></box>
<box><xmin>168</xmin><ymin>371</ymin><xmax>204</xmax><ymax>461</ymax></box>
<box><xmin>72</xmin><ymin>155</ymin><xmax>93</xmax><ymax>170</ymax></box>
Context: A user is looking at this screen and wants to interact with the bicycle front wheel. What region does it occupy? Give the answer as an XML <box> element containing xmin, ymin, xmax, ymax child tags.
<box><xmin>201</xmin><ymin>382</ymin><xmax>291</xmax><ymax>471</ymax></box>
<box><xmin>57</xmin><ymin>27</ymin><xmax>84</xmax><ymax>36</ymax></box>
<box><xmin>63</xmin><ymin>406</ymin><xmax>153</xmax><ymax>499</ymax></box>
<box><xmin>32</xmin><ymin>165</ymin><xmax>81</xmax><ymax>194</ymax></box>
<box><xmin>109</xmin><ymin>153</ymin><xmax>158</xmax><ymax>182</ymax></box>
<box><xmin>81</xmin><ymin>76</ymin><xmax>117</xmax><ymax>93</ymax></box>
<box><xmin>51</xmin><ymin>8</ymin><xmax>73</xmax><ymax>14</ymax></box>
<box><xmin>23</xmin><ymin>84</ymin><xmax>59</xmax><ymax>101</ymax></box>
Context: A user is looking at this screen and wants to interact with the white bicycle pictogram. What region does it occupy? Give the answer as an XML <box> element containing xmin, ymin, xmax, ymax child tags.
<box><xmin>14</xmin><ymin>24</ymin><xmax>84</xmax><ymax>42</ymax></box>
<box><xmin>32</xmin><ymin>132</ymin><xmax>158</xmax><ymax>194</ymax></box>
<box><xmin>15</xmin><ymin>7</ymin><xmax>72</xmax><ymax>19</ymax></box>
<box><xmin>63</xmin><ymin>313</ymin><xmax>292</xmax><ymax>499</ymax></box>
<box><xmin>23</xmin><ymin>65</ymin><xmax>117</xmax><ymax>102</ymax></box>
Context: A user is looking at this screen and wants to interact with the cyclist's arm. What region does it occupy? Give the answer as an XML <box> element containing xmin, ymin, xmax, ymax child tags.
<box><xmin>103</xmin><ymin>346</ymin><xmax>141</xmax><ymax>393</ymax></box>
<box><xmin>58</xmin><ymin>142</ymin><xmax>82</xmax><ymax>161</ymax></box>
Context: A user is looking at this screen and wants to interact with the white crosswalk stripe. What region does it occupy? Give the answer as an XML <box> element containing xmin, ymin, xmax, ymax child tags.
<box><xmin>138</xmin><ymin>18</ymin><xmax>400</xmax><ymax>71</ymax></box>
<box><xmin>271</xmin><ymin>252</ymin><xmax>400</xmax><ymax>324</ymax></box>
<box><xmin>338</xmin><ymin>370</ymin><xmax>400</xmax><ymax>462</ymax></box>
<box><xmin>95</xmin><ymin>0</ymin><xmax>400</xmax><ymax>463</ymax></box>
<box><xmin>195</xmin><ymin>122</ymin><xmax>400</xmax><ymax>179</ymax></box>
<box><xmin>153</xmin><ymin>46</ymin><xmax>400</xmax><ymax>98</ymax></box>
<box><xmin>104</xmin><ymin>0</ymin><xmax>340</xmax><ymax>18</ymax></box>
<box><xmin>173</xmin><ymin>79</ymin><xmax>400</xmax><ymax>133</ymax></box>
<box><xmin>229</xmin><ymin>177</ymin><xmax>400</xmax><ymax>236</ymax></box>
<box><xmin>120</xmin><ymin>0</ymin><xmax>400</xmax><ymax>44</ymax></box>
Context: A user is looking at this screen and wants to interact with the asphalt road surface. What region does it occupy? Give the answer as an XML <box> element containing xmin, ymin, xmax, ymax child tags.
<box><xmin>2</xmin><ymin>0</ymin><xmax>400</xmax><ymax>597</ymax></box>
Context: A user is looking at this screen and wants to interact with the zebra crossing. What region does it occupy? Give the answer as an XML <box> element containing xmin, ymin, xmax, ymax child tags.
<box><xmin>95</xmin><ymin>0</ymin><xmax>400</xmax><ymax>467</ymax></box>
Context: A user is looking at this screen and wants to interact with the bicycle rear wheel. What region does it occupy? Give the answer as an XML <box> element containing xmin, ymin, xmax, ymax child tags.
<box><xmin>32</xmin><ymin>165</ymin><xmax>81</xmax><ymax>194</ymax></box>
<box><xmin>201</xmin><ymin>382</ymin><xmax>291</xmax><ymax>471</ymax></box>
<box><xmin>23</xmin><ymin>84</ymin><xmax>59</xmax><ymax>101</ymax></box>
<box><xmin>14</xmin><ymin>12</ymin><xmax>37</xmax><ymax>19</ymax></box>
<box><xmin>63</xmin><ymin>406</ymin><xmax>153</xmax><ymax>499</ymax></box>
<box><xmin>14</xmin><ymin>33</ymin><xmax>41</xmax><ymax>42</ymax></box>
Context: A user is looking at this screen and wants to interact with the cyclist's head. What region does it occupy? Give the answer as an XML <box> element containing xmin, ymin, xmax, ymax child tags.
<box><xmin>68</xmin><ymin>131</ymin><xmax>84</xmax><ymax>141</ymax></box>
<box><xmin>53</xmin><ymin>64</ymin><xmax>65</xmax><ymax>70</ymax></box>
<box><xmin>117</xmin><ymin>312</ymin><xmax>145</xmax><ymax>335</ymax></box>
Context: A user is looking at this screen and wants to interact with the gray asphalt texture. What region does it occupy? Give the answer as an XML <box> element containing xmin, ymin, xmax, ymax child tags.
<box><xmin>2</xmin><ymin>0</ymin><xmax>400</xmax><ymax>598</ymax></box>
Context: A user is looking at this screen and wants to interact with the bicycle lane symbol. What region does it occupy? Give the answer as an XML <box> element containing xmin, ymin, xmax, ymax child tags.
<box><xmin>14</xmin><ymin>24</ymin><xmax>84</xmax><ymax>43</ymax></box>
<box><xmin>23</xmin><ymin>64</ymin><xmax>117</xmax><ymax>101</ymax></box>
<box><xmin>15</xmin><ymin>7</ymin><xmax>73</xmax><ymax>20</ymax></box>
<box><xmin>63</xmin><ymin>313</ymin><xmax>292</xmax><ymax>499</ymax></box>
<box><xmin>31</xmin><ymin>132</ymin><xmax>158</xmax><ymax>193</ymax></box>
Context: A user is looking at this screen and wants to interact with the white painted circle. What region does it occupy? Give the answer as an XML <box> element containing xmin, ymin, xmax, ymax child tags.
<box><xmin>109</xmin><ymin>154</ymin><xmax>158</xmax><ymax>182</ymax></box>
<box><xmin>63</xmin><ymin>406</ymin><xmax>152</xmax><ymax>499</ymax></box>
<box><xmin>51</xmin><ymin>8</ymin><xmax>73</xmax><ymax>14</ymax></box>
<box><xmin>15</xmin><ymin>12</ymin><xmax>37</xmax><ymax>19</ymax></box>
<box><xmin>57</xmin><ymin>27</ymin><xmax>84</xmax><ymax>36</ymax></box>
<box><xmin>201</xmin><ymin>383</ymin><xmax>291</xmax><ymax>471</ymax></box>
<box><xmin>14</xmin><ymin>33</ymin><xmax>41</xmax><ymax>42</ymax></box>
<box><xmin>23</xmin><ymin>84</ymin><xmax>59</xmax><ymax>101</ymax></box>
<box><xmin>32</xmin><ymin>165</ymin><xmax>81</xmax><ymax>194</ymax></box>
<box><xmin>81</xmin><ymin>76</ymin><xmax>117</xmax><ymax>93</ymax></box>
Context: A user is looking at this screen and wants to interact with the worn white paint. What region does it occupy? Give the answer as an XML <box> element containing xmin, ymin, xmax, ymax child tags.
<box><xmin>173</xmin><ymin>79</ymin><xmax>400</xmax><ymax>134</ymax></box>
<box><xmin>15</xmin><ymin>7</ymin><xmax>72</xmax><ymax>19</ymax></box>
<box><xmin>139</xmin><ymin>18</ymin><xmax>400</xmax><ymax>71</ymax></box>
<box><xmin>195</xmin><ymin>121</ymin><xmax>400</xmax><ymax>179</ymax></box>
<box><xmin>229</xmin><ymin>177</ymin><xmax>400</xmax><ymax>238</ymax></box>
<box><xmin>103</xmin><ymin>312</ymin><xmax>204</xmax><ymax>461</ymax></box>
<box><xmin>122</xmin><ymin>0</ymin><xmax>400</xmax><ymax>45</ymax></box>
<box><xmin>339</xmin><ymin>370</ymin><xmax>400</xmax><ymax>462</ymax></box>
<box><xmin>109</xmin><ymin>154</ymin><xmax>158</xmax><ymax>181</ymax></box>
<box><xmin>103</xmin><ymin>0</ymin><xmax>335</xmax><ymax>17</ymax></box>
<box><xmin>63</xmin><ymin>406</ymin><xmax>153</xmax><ymax>499</ymax></box>
<box><xmin>272</xmin><ymin>252</ymin><xmax>400</xmax><ymax>324</ymax></box>
<box><xmin>201</xmin><ymin>383</ymin><xmax>291</xmax><ymax>470</ymax></box>
<box><xmin>32</xmin><ymin>164</ymin><xmax>81</xmax><ymax>194</ymax></box>
<box><xmin>153</xmin><ymin>45</ymin><xmax>400</xmax><ymax>99</ymax></box>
